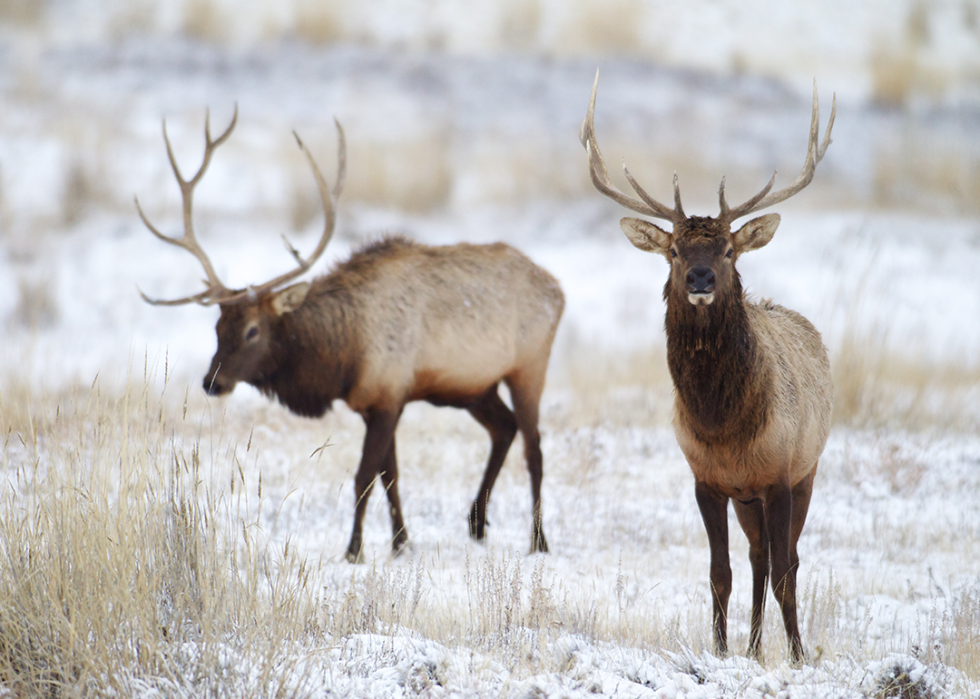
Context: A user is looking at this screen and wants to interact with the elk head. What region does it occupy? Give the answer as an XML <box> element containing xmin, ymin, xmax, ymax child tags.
<box><xmin>580</xmin><ymin>72</ymin><xmax>834</xmax><ymax>308</ymax></box>
<box><xmin>135</xmin><ymin>108</ymin><xmax>346</xmax><ymax>395</ymax></box>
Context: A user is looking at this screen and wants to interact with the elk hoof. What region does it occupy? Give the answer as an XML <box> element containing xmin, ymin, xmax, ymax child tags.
<box><xmin>468</xmin><ymin>502</ymin><xmax>488</xmax><ymax>541</ymax></box>
<box><xmin>392</xmin><ymin>530</ymin><xmax>409</xmax><ymax>556</ymax></box>
<box><xmin>345</xmin><ymin>542</ymin><xmax>364</xmax><ymax>564</ymax></box>
<box><xmin>530</xmin><ymin>530</ymin><xmax>549</xmax><ymax>554</ymax></box>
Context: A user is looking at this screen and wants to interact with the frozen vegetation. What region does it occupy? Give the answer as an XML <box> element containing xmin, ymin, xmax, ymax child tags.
<box><xmin>1</xmin><ymin>1</ymin><xmax>979</xmax><ymax>696</ymax></box>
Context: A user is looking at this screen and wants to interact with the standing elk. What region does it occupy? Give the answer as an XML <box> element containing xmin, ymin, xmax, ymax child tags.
<box><xmin>580</xmin><ymin>74</ymin><xmax>834</xmax><ymax>662</ymax></box>
<box><xmin>136</xmin><ymin>109</ymin><xmax>564</xmax><ymax>562</ymax></box>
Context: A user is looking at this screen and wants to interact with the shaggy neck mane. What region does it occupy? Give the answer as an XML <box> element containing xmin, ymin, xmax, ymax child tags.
<box><xmin>254</xmin><ymin>283</ymin><xmax>359</xmax><ymax>418</ymax></box>
<box><xmin>664</xmin><ymin>274</ymin><xmax>768</xmax><ymax>445</ymax></box>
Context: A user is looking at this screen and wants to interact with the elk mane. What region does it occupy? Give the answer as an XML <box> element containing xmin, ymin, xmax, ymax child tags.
<box><xmin>664</xmin><ymin>276</ymin><xmax>770</xmax><ymax>446</ymax></box>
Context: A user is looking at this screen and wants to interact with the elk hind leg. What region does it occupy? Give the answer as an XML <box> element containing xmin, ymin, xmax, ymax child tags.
<box><xmin>734</xmin><ymin>498</ymin><xmax>770</xmax><ymax>660</ymax></box>
<box><xmin>505</xmin><ymin>368</ymin><xmax>548</xmax><ymax>554</ymax></box>
<box><xmin>346</xmin><ymin>408</ymin><xmax>400</xmax><ymax>563</ymax></box>
<box><xmin>695</xmin><ymin>481</ymin><xmax>732</xmax><ymax>656</ymax></box>
<box><xmin>378</xmin><ymin>438</ymin><xmax>409</xmax><ymax>555</ymax></box>
<box><xmin>466</xmin><ymin>384</ymin><xmax>518</xmax><ymax>542</ymax></box>
<box><xmin>765</xmin><ymin>470</ymin><xmax>815</xmax><ymax>663</ymax></box>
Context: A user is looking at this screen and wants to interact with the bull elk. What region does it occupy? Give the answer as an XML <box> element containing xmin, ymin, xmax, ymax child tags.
<box><xmin>581</xmin><ymin>74</ymin><xmax>834</xmax><ymax>662</ymax></box>
<box><xmin>136</xmin><ymin>109</ymin><xmax>564</xmax><ymax>562</ymax></box>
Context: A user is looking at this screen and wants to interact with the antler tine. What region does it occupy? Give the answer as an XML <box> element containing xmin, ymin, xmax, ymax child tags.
<box><xmin>721</xmin><ymin>81</ymin><xmax>835</xmax><ymax>222</ymax></box>
<box><xmin>218</xmin><ymin>119</ymin><xmax>347</xmax><ymax>304</ymax></box>
<box><xmin>580</xmin><ymin>69</ymin><xmax>683</xmax><ymax>224</ymax></box>
<box><xmin>137</xmin><ymin>286</ymin><xmax>217</xmax><ymax>307</ymax></box>
<box><xmin>137</xmin><ymin>106</ymin><xmax>240</xmax><ymax>305</ymax></box>
<box><xmin>718</xmin><ymin>172</ymin><xmax>777</xmax><ymax>219</ymax></box>
<box><xmin>332</xmin><ymin>117</ymin><xmax>346</xmax><ymax>200</ymax></box>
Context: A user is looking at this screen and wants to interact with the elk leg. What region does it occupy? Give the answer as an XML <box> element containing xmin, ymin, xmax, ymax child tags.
<box><xmin>346</xmin><ymin>408</ymin><xmax>400</xmax><ymax>563</ymax></box>
<box><xmin>466</xmin><ymin>385</ymin><xmax>518</xmax><ymax>542</ymax></box>
<box><xmin>765</xmin><ymin>480</ymin><xmax>804</xmax><ymax>663</ymax></box>
<box><xmin>695</xmin><ymin>481</ymin><xmax>732</xmax><ymax>656</ymax></box>
<box><xmin>378</xmin><ymin>438</ymin><xmax>409</xmax><ymax>556</ymax></box>
<box><xmin>788</xmin><ymin>466</ymin><xmax>817</xmax><ymax>660</ymax></box>
<box><xmin>507</xmin><ymin>373</ymin><xmax>548</xmax><ymax>554</ymax></box>
<box><xmin>734</xmin><ymin>498</ymin><xmax>770</xmax><ymax>660</ymax></box>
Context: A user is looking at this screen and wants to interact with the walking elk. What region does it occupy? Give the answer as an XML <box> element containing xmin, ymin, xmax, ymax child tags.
<box><xmin>137</xmin><ymin>109</ymin><xmax>564</xmax><ymax>562</ymax></box>
<box><xmin>581</xmin><ymin>73</ymin><xmax>834</xmax><ymax>662</ymax></box>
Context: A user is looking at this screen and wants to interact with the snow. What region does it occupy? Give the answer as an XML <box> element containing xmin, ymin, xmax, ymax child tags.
<box><xmin>2</xmin><ymin>2</ymin><xmax>980</xmax><ymax>697</ymax></box>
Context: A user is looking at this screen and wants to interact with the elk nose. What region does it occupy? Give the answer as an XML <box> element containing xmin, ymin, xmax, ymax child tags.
<box><xmin>203</xmin><ymin>373</ymin><xmax>231</xmax><ymax>396</ymax></box>
<box><xmin>686</xmin><ymin>266</ymin><xmax>715</xmax><ymax>293</ymax></box>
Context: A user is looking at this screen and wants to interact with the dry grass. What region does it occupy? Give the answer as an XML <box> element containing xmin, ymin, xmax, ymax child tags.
<box><xmin>554</xmin><ymin>343</ymin><xmax>674</xmax><ymax>428</ymax></box>
<box><xmin>537</xmin><ymin>0</ymin><xmax>647</xmax><ymax>58</ymax></box>
<box><xmin>869</xmin><ymin>0</ymin><xmax>948</xmax><ymax>109</ymax></box>
<box><xmin>830</xmin><ymin>313</ymin><xmax>980</xmax><ymax>431</ymax></box>
<box><xmin>0</xmin><ymin>368</ymin><xmax>978</xmax><ymax>694</ymax></box>
<box><xmin>9</xmin><ymin>275</ymin><xmax>59</xmax><ymax>330</ymax></box>
<box><xmin>182</xmin><ymin>0</ymin><xmax>230</xmax><ymax>44</ymax></box>
<box><xmin>0</xmin><ymin>0</ymin><xmax>43</xmax><ymax>26</ymax></box>
<box><xmin>344</xmin><ymin>132</ymin><xmax>454</xmax><ymax>213</ymax></box>
<box><xmin>871</xmin><ymin>139</ymin><xmax>980</xmax><ymax>215</ymax></box>
<box><xmin>293</xmin><ymin>0</ymin><xmax>345</xmax><ymax>44</ymax></box>
<box><xmin>0</xmin><ymin>378</ymin><xmax>695</xmax><ymax>694</ymax></box>
<box><xmin>0</xmin><ymin>379</ymin><xmax>324</xmax><ymax>696</ymax></box>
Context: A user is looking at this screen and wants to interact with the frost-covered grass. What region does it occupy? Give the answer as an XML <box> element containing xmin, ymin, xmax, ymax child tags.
<box><xmin>2</xmin><ymin>8</ymin><xmax>980</xmax><ymax>696</ymax></box>
<box><xmin>1</xmin><ymin>374</ymin><xmax>979</xmax><ymax>697</ymax></box>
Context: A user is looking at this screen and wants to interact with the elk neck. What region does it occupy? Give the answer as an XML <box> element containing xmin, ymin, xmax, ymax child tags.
<box><xmin>255</xmin><ymin>281</ymin><xmax>361</xmax><ymax>418</ymax></box>
<box><xmin>663</xmin><ymin>271</ymin><xmax>770</xmax><ymax>445</ymax></box>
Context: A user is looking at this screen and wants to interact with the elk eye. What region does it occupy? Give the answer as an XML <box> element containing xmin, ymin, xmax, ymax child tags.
<box><xmin>670</xmin><ymin>249</ymin><xmax>678</xmax><ymax>258</ymax></box>
<box><xmin>245</xmin><ymin>326</ymin><xmax>259</xmax><ymax>341</ymax></box>
<box><xmin>725</xmin><ymin>248</ymin><xmax>734</xmax><ymax>259</ymax></box>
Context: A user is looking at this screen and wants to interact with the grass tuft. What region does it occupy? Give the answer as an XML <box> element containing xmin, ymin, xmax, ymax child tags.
<box><xmin>0</xmin><ymin>380</ymin><xmax>323</xmax><ymax>696</ymax></box>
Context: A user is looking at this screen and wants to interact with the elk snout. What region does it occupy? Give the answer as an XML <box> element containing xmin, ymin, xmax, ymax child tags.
<box><xmin>686</xmin><ymin>266</ymin><xmax>716</xmax><ymax>306</ymax></box>
<box><xmin>203</xmin><ymin>368</ymin><xmax>235</xmax><ymax>396</ymax></box>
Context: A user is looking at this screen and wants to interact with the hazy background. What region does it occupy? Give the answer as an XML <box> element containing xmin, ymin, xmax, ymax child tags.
<box><xmin>1</xmin><ymin>0</ymin><xmax>979</xmax><ymax>231</ymax></box>
<box><xmin>1</xmin><ymin>0</ymin><xmax>979</xmax><ymax>404</ymax></box>
<box><xmin>2</xmin><ymin>5</ymin><xmax>980</xmax><ymax>695</ymax></box>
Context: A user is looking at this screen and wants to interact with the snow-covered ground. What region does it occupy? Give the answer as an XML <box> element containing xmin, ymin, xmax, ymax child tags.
<box><xmin>2</xmin><ymin>2</ymin><xmax>980</xmax><ymax>696</ymax></box>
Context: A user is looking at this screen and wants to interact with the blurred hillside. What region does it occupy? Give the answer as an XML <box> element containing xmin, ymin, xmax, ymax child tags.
<box><xmin>0</xmin><ymin>0</ymin><xmax>979</xmax><ymax>237</ymax></box>
<box><xmin>8</xmin><ymin>0</ymin><xmax>980</xmax><ymax>103</ymax></box>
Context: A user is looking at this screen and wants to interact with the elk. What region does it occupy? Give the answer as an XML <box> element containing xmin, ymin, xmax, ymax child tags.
<box><xmin>581</xmin><ymin>73</ymin><xmax>834</xmax><ymax>662</ymax></box>
<box><xmin>136</xmin><ymin>108</ymin><xmax>564</xmax><ymax>562</ymax></box>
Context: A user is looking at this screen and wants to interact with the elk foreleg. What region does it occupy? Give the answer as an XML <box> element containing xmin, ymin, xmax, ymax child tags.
<box><xmin>765</xmin><ymin>481</ymin><xmax>804</xmax><ymax>663</ymax></box>
<box><xmin>346</xmin><ymin>408</ymin><xmax>400</xmax><ymax>563</ymax></box>
<box><xmin>467</xmin><ymin>386</ymin><xmax>518</xmax><ymax>542</ymax></box>
<box><xmin>734</xmin><ymin>498</ymin><xmax>770</xmax><ymax>660</ymax></box>
<box><xmin>695</xmin><ymin>481</ymin><xmax>732</xmax><ymax>656</ymax></box>
<box><xmin>378</xmin><ymin>439</ymin><xmax>409</xmax><ymax>556</ymax></box>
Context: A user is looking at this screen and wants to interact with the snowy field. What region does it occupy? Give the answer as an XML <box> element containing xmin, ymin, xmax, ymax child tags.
<box><xmin>2</xmin><ymin>2</ymin><xmax>980</xmax><ymax>697</ymax></box>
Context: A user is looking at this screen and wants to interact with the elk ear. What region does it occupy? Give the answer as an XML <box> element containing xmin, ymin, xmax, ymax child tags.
<box><xmin>732</xmin><ymin>213</ymin><xmax>780</xmax><ymax>254</ymax></box>
<box><xmin>620</xmin><ymin>217</ymin><xmax>672</xmax><ymax>258</ymax></box>
<box><xmin>270</xmin><ymin>282</ymin><xmax>310</xmax><ymax>316</ymax></box>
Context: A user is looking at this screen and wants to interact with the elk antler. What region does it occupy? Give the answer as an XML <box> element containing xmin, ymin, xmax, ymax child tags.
<box><xmin>223</xmin><ymin>120</ymin><xmax>347</xmax><ymax>303</ymax></box>
<box><xmin>136</xmin><ymin>106</ymin><xmax>239</xmax><ymax>305</ymax></box>
<box><xmin>136</xmin><ymin>110</ymin><xmax>347</xmax><ymax>306</ymax></box>
<box><xmin>580</xmin><ymin>69</ymin><xmax>686</xmax><ymax>224</ymax></box>
<box><xmin>718</xmin><ymin>80</ymin><xmax>835</xmax><ymax>223</ymax></box>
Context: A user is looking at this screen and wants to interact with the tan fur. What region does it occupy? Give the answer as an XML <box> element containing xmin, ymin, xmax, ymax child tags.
<box><xmin>337</xmin><ymin>242</ymin><xmax>563</xmax><ymax>413</ymax></box>
<box><xmin>201</xmin><ymin>237</ymin><xmax>564</xmax><ymax>563</ymax></box>
<box><xmin>674</xmin><ymin>302</ymin><xmax>832</xmax><ymax>501</ymax></box>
